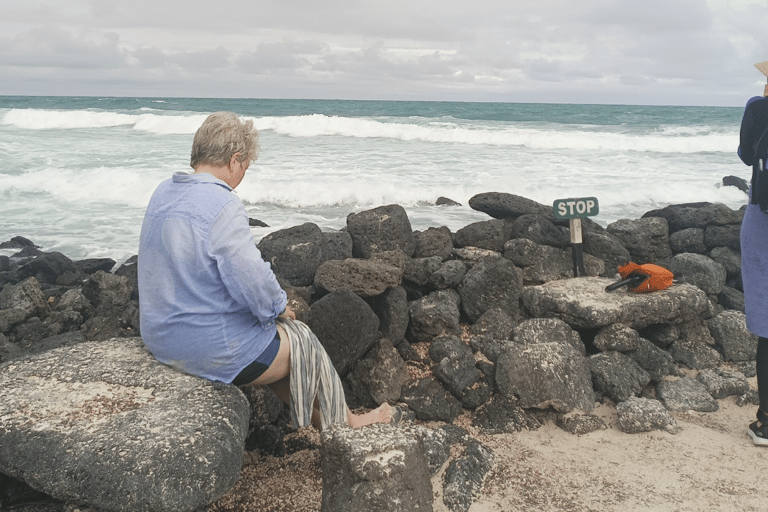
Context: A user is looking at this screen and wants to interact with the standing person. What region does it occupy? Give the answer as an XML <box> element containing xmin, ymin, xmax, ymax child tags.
<box><xmin>138</xmin><ymin>111</ymin><xmax>391</xmax><ymax>430</ymax></box>
<box><xmin>739</xmin><ymin>65</ymin><xmax>768</xmax><ymax>445</ymax></box>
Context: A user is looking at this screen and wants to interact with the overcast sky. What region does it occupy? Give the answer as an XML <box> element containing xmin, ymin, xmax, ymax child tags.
<box><xmin>1</xmin><ymin>0</ymin><xmax>767</xmax><ymax>106</ymax></box>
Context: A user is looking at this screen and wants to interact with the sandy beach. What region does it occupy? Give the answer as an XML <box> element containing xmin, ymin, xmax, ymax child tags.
<box><xmin>209</xmin><ymin>375</ymin><xmax>766</xmax><ymax>512</ymax></box>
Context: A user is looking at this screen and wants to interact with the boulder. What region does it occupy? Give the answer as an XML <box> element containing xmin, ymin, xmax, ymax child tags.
<box><xmin>453</xmin><ymin>219</ymin><xmax>514</xmax><ymax>252</ymax></box>
<box><xmin>366</xmin><ymin>286</ymin><xmax>409</xmax><ymax>345</ymax></box>
<box><xmin>314</xmin><ymin>258</ymin><xmax>402</xmax><ymax>297</ymax></box>
<box><xmin>616</xmin><ymin>397</ymin><xmax>677</xmax><ymax>434</ymax></box>
<box><xmin>0</xmin><ymin>338</ymin><xmax>249</xmax><ymax>512</ymax></box>
<box><xmin>471</xmin><ymin>395</ymin><xmax>541</xmax><ymax>433</ymax></box>
<box><xmin>428</xmin><ymin>260</ymin><xmax>467</xmax><ymax>291</ymax></box>
<box><xmin>347</xmin><ymin>338</ymin><xmax>410</xmax><ymax>407</ymax></box>
<box><xmin>592</xmin><ymin>323</ymin><xmax>643</xmax><ymax>352</ymax></box>
<box><xmin>458</xmin><ymin>257</ymin><xmax>522</xmax><ymax>323</ymax></box>
<box><xmin>18</xmin><ymin>252</ymin><xmax>79</xmax><ymax>286</ymax></box>
<box><xmin>400</xmin><ymin>377</ymin><xmax>463</xmax><ymax>422</ymax></box>
<box><xmin>582</xmin><ymin>229</ymin><xmax>631</xmax><ymax>276</ymax></box>
<box><xmin>320</xmin><ymin>423</ymin><xmax>433</xmax><ymax>512</ymax></box>
<box><xmin>513</xmin><ymin>317</ymin><xmax>585</xmax><ymax>356</ymax></box>
<box><xmin>496</xmin><ymin>342</ymin><xmax>595</xmax><ymax>413</ymax></box>
<box><xmin>430</xmin><ymin>336</ymin><xmax>491</xmax><ymax>409</ymax></box>
<box><xmin>626</xmin><ymin>338</ymin><xmax>680</xmax><ymax>383</ymax></box>
<box><xmin>704</xmin><ymin>224</ymin><xmax>741</xmax><ymax>251</ymax></box>
<box><xmin>588</xmin><ymin>351</ymin><xmax>651</xmax><ymax>403</ymax></box>
<box><xmin>504</xmin><ymin>239</ymin><xmax>603</xmax><ymax>285</ymax></box>
<box><xmin>407</xmin><ymin>289</ymin><xmax>461</xmax><ymax>343</ymax></box>
<box><xmin>468</xmin><ymin>308</ymin><xmax>517</xmax><ymax>340</ymax></box>
<box><xmin>606</xmin><ymin>217</ymin><xmax>672</xmax><ymax>264</ymax></box>
<box><xmin>413</xmin><ymin>226</ymin><xmax>454</xmax><ymax>259</ymax></box>
<box><xmin>75</xmin><ymin>258</ymin><xmax>117</xmax><ymax>275</ymax></box>
<box><xmin>468</xmin><ymin>192</ymin><xmax>552</xmax><ymax>220</ymax></box>
<box><xmin>642</xmin><ymin>202</ymin><xmax>742</xmax><ymax>233</ymax></box>
<box><xmin>442</xmin><ymin>438</ymin><xmax>494</xmax><ymax>512</ymax></box>
<box><xmin>403</xmin><ymin>256</ymin><xmax>443</xmax><ymax>290</ymax></box>
<box><xmin>707</xmin><ymin>310</ymin><xmax>757</xmax><ymax>362</ymax></box>
<box><xmin>510</xmin><ymin>214</ymin><xmax>570</xmax><ymax>248</ymax></box>
<box><xmin>696</xmin><ymin>369</ymin><xmax>750</xmax><ymax>399</ymax></box>
<box><xmin>656</xmin><ymin>377</ymin><xmax>719</xmax><ymax>412</ymax></box>
<box><xmin>667</xmin><ymin>253</ymin><xmax>726</xmax><ymax>295</ymax></box>
<box><xmin>521</xmin><ymin>278</ymin><xmax>709</xmax><ymax>330</ymax></box>
<box><xmin>257</xmin><ymin>223</ymin><xmax>324</xmax><ymax>287</ymax></box>
<box><xmin>669</xmin><ymin>228</ymin><xmax>707</xmax><ymax>255</ymax></box>
<box><xmin>308</xmin><ymin>289</ymin><xmax>380</xmax><ymax>376</ymax></box>
<box><xmin>346</xmin><ymin>205</ymin><xmax>416</xmax><ymax>259</ymax></box>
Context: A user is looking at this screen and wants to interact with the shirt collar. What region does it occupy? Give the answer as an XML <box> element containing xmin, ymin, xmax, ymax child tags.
<box><xmin>172</xmin><ymin>171</ymin><xmax>233</xmax><ymax>191</ymax></box>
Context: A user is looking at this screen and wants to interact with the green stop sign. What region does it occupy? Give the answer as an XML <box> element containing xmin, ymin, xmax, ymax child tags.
<box><xmin>553</xmin><ymin>197</ymin><xmax>599</xmax><ymax>220</ymax></box>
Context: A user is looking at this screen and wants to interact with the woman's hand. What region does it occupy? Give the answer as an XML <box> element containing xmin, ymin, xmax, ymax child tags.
<box><xmin>279</xmin><ymin>306</ymin><xmax>296</xmax><ymax>320</ymax></box>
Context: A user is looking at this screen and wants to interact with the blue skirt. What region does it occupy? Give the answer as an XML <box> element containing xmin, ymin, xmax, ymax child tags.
<box><xmin>741</xmin><ymin>201</ymin><xmax>768</xmax><ymax>337</ymax></box>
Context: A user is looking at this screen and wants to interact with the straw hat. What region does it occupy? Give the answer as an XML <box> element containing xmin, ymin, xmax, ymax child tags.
<box><xmin>756</xmin><ymin>60</ymin><xmax>768</xmax><ymax>77</ymax></box>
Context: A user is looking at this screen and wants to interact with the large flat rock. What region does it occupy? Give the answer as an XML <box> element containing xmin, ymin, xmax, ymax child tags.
<box><xmin>521</xmin><ymin>277</ymin><xmax>710</xmax><ymax>329</ymax></box>
<box><xmin>0</xmin><ymin>337</ymin><xmax>250</xmax><ymax>512</ymax></box>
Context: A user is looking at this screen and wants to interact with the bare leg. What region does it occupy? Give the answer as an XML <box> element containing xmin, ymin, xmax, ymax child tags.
<box><xmin>243</xmin><ymin>325</ymin><xmax>393</xmax><ymax>430</ymax></box>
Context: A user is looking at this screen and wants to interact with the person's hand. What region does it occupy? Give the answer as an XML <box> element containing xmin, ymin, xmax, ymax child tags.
<box><xmin>280</xmin><ymin>306</ymin><xmax>296</xmax><ymax>320</ymax></box>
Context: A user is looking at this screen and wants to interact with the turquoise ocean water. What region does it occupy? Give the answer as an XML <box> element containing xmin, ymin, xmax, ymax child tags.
<box><xmin>0</xmin><ymin>96</ymin><xmax>751</xmax><ymax>265</ymax></box>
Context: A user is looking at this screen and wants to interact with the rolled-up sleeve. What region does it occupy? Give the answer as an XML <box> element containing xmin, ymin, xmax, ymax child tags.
<box><xmin>208</xmin><ymin>200</ymin><xmax>287</xmax><ymax>326</ymax></box>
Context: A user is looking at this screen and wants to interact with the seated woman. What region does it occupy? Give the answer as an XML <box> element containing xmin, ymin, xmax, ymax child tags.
<box><xmin>137</xmin><ymin>111</ymin><xmax>391</xmax><ymax>430</ymax></box>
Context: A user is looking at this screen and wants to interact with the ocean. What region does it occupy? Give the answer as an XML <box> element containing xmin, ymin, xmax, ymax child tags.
<box><xmin>0</xmin><ymin>96</ymin><xmax>751</xmax><ymax>266</ymax></box>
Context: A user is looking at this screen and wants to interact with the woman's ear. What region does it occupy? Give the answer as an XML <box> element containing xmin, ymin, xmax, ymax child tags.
<box><xmin>229</xmin><ymin>152</ymin><xmax>241</xmax><ymax>169</ymax></box>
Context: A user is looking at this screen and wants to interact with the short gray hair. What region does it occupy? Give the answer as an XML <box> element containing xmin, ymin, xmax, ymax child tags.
<box><xmin>190</xmin><ymin>112</ymin><xmax>259</xmax><ymax>169</ymax></box>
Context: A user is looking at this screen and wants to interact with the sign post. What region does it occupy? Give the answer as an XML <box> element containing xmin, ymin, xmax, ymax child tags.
<box><xmin>553</xmin><ymin>197</ymin><xmax>599</xmax><ymax>277</ymax></box>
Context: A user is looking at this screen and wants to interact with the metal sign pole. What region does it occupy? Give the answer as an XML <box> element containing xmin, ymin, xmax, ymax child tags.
<box><xmin>569</xmin><ymin>218</ymin><xmax>586</xmax><ymax>276</ymax></box>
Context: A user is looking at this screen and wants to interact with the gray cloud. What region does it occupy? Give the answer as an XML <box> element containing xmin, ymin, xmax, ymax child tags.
<box><xmin>0</xmin><ymin>0</ymin><xmax>765</xmax><ymax>105</ymax></box>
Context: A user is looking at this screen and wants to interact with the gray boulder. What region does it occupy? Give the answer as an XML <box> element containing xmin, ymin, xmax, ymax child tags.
<box><xmin>642</xmin><ymin>202</ymin><xmax>742</xmax><ymax>233</ymax></box>
<box><xmin>403</xmin><ymin>256</ymin><xmax>443</xmax><ymax>289</ymax></box>
<box><xmin>496</xmin><ymin>342</ymin><xmax>595</xmax><ymax>413</ymax></box>
<box><xmin>320</xmin><ymin>423</ymin><xmax>433</xmax><ymax>512</ymax></box>
<box><xmin>469</xmin><ymin>307</ymin><xmax>517</xmax><ymax>340</ymax></box>
<box><xmin>513</xmin><ymin>317</ymin><xmax>585</xmax><ymax>356</ymax></box>
<box><xmin>458</xmin><ymin>257</ymin><xmax>522</xmax><ymax>323</ymax></box>
<box><xmin>255</xmin><ymin>223</ymin><xmax>324</xmax><ymax>287</ymax></box>
<box><xmin>696</xmin><ymin>368</ymin><xmax>750</xmax><ymax>399</ymax></box>
<box><xmin>510</xmin><ymin>214</ymin><xmax>570</xmax><ymax>248</ymax></box>
<box><xmin>593</xmin><ymin>323</ymin><xmax>643</xmax><ymax>352</ymax></box>
<box><xmin>707</xmin><ymin>310</ymin><xmax>757</xmax><ymax>362</ymax></box>
<box><xmin>0</xmin><ymin>338</ymin><xmax>249</xmax><ymax>512</ymax></box>
<box><xmin>430</xmin><ymin>336</ymin><xmax>491</xmax><ymax>409</ymax></box>
<box><xmin>471</xmin><ymin>395</ymin><xmax>541</xmax><ymax>433</ymax></box>
<box><xmin>704</xmin><ymin>224</ymin><xmax>741</xmax><ymax>251</ymax></box>
<box><xmin>709</xmin><ymin>246</ymin><xmax>741</xmax><ymax>279</ymax></box>
<box><xmin>626</xmin><ymin>338</ymin><xmax>680</xmax><ymax>383</ymax></box>
<box><xmin>453</xmin><ymin>219</ymin><xmax>514</xmax><ymax>252</ymax></box>
<box><xmin>657</xmin><ymin>377</ymin><xmax>719</xmax><ymax>412</ymax></box>
<box><xmin>308</xmin><ymin>288</ymin><xmax>380</xmax><ymax>376</ymax></box>
<box><xmin>367</xmin><ymin>286</ymin><xmax>409</xmax><ymax>345</ymax></box>
<box><xmin>407</xmin><ymin>289</ymin><xmax>461</xmax><ymax>343</ymax></box>
<box><xmin>347</xmin><ymin>338</ymin><xmax>410</xmax><ymax>407</ymax></box>
<box><xmin>504</xmin><ymin>239</ymin><xmax>603</xmax><ymax>285</ymax></box>
<box><xmin>669</xmin><ymin>228</ymin><xmax>707</xmax><ymax>255</ymax></box>
<box><xmin>606</xmin><ymin>217</ymin><xmax>672</xmax><ymax>264</ymax></box>
<box><xmin>616</xmin><ymin>397</ymin><xmax>677</xmax><ymax>434</ymax></box>
<box><xmin>667</xmin><ymin>253</ymin><xmax>726</xmax><ymax>295</ymax></box>
<box><xmin>401</xmin><ymin>377</ymin><xmax>463</xmax><ymax>422</ymax></box>
<box><xmin>588</xmin><ymin>351</ymin><xmax>651</xmax><ymax>403</ymax></box>
<box><xmin>18</xmin><ymin>252</ymin><xmax>79</xmax><ymax>285</ymax></box>
<box><xmin>428</xmin><ymin>260</ymin><xmax>467</xmax><ymax>291</ymax></box>
<box><xmin>314</xmin><ymin>258</ymin><xmax>402</xmax><ymax>297</ymax></box>
<box><xmin>521</xmin><ymin>277</ymin><xmax>709</xmax><ymax>329</ymax></box>
<box><xmin>442</xmin><ymin>438</ymin><xmax>494</xmax><ymax>512</ymax></box>
<box><xmin>582</xmin><ymin>229</ymin><xmax>631</xmax><ymax>276</ymax></box>
<box><xmin>346</xmin><ymin>204</ymin><xmax>416</xmax><ymax>258</ymax></box>
<box><xmin>413</xmin><ymin>226</ymin><xmax>453</xmax><ymax>259</ymax></box>
<box><xmin>468</xmin><ymin>192</ymin><xmax>553</xmax><ymax>220</ymax></box>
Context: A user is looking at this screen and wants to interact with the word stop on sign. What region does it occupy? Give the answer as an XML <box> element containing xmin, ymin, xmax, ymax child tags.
<box><xmin>553</xmin><ymin>197</ymin><xmax>600</xmax><ymax>220</ymax></box>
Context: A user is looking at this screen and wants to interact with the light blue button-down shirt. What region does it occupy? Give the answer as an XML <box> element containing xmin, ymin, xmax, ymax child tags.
<box><xmin>138</xmin><ymin>172</ymin><xmax>286</xmax><ymax>383</ymax></box>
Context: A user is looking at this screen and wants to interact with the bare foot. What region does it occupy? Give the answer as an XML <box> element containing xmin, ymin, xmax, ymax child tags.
<box><xmin>348</xmin><ymin>403</ymin><xmax>393</xmax><ymax>428</ymax></box>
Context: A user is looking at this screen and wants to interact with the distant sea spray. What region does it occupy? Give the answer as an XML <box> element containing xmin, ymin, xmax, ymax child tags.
<box><xmin>0</xmin><ymin>97</ymin><xmax>750</xmax><ymax>263</ymax></box>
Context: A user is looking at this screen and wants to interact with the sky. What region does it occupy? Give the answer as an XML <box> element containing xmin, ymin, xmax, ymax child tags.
<box><xmin>1</xmin><ymin>0</ymin><xmax>767</xmax><ymax>106</ymax></box>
